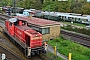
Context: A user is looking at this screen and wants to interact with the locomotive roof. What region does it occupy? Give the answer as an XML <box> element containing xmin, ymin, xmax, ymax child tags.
<box><xmin>16</xmin><ymin>16</ymin><xmax>60</xmax><ymax>27</ymax></box>
<box><xmin>9</xmin><ymin>18</ymin><xmax>18</xmax><ymax>23</ymax></box>
<box><xmin>16</xmin><ymin>26</ymin><xmax>40</xmax><ymax>35</ymax></box>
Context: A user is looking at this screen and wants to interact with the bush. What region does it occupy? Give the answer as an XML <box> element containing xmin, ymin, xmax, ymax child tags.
<box><xmin>61</xmin><ymin>25</ymin><xmax>90</xmax><ymax>36</ymax></box>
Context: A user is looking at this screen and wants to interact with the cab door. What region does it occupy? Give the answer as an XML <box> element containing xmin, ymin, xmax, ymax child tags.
<box><xmin>25</xmin><ymin>34</ymin><xmax>30</xmax><ymax>47</ymax></box>
<box><xmin>8</xmin><ymin>22</ymin><xmax>14</xmax><ymax>36</ymax></box>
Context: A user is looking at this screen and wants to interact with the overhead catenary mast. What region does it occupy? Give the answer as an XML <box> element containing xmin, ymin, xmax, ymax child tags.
<box><xmin>13</xmin><ymin>0</ymin><xmax>16</xmax><ymax>16</ymax></box>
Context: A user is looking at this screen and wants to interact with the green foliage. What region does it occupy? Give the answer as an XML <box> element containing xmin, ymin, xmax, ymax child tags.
<box><xmin>42</xmin><ymin>0</ymin><xmax>90</xmax><ymax>14</ymax></box>
<box><xmin>0</xmin><ymin>0</ymin><xmax>12</xmax><ymax>6</ymax></box>
<box><xmin>82</xmin><ymin>3</ymin><xmax>90</xmax><ymax>14</ymax></box>
<box><xmin>0</xmin><ymin>8</ymin><xmax>2</xmax><ymax>13</ymax></box>
<box><xmin>62</xmin><ymin>25</ymin><xmax>90</xmax><ymax>36</ymax></box>
<box><xmin>19</xmin><ymin>0</ymin><xmax>42</xmax><ymax>9</ymax></box>
<box><xmin>0</xmin><ymin>10</ymin><xmax>2</xmax><ymax>13</ymax></box>
<box><xmin>46</xmin><ymin>52</ymin><xmax>64</xmax><ymax>60</ymax></box>
<box><xmin>0</xmin><ymin>0</ymin><xmax>42</xmax><ymax>9</ymax></box>
<box><xmin>42</xmin><ymin>1</ymin><xmax>69</xmax><ymax>12</ymax></box>
<box><xmin>0</xmin><ymin>0</ymin><xmax>90</xmax><ymax>14</ymax></box>
<box><xmin>48</xmin><ymin>37</ymin><xmax>90</xmax><ymax>60</ymax></box>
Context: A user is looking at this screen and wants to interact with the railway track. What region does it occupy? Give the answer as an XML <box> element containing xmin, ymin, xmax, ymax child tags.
<box><xmin>0</xmin><ymin>44</ymin><xmax>21</xmax><ymax>60</ymax></box>
<box><xmin>0</xmin><ymin>13</ymin><xmax>11</xmax><ymax>20</ymax></box>
<box><xmin>60</xmin><ymin>29</ymin><xmax>90</xmax><ymax>47</ymax></box>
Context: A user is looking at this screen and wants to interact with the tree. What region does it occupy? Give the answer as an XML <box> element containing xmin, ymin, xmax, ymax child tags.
<box><xmin>40</xmin><ymin>0</ymin><xmax>44</xmax><ymax>4</ymax></box>
<box><xmin>1</xmin><ymin>0</ymin><xmax>90</xmax><ymax>14</ymax></box>
<box><xmin>82</xmin><ymin>3</ymin><xmax>90</xmax><ymax>14</ymax></box>
<box><xmin>17</xmin><ymin>0</ymin><xmax>42</xmax><ymax>9</ymax></box>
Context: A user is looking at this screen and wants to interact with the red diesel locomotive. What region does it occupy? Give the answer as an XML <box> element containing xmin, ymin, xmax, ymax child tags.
<box><xmin>4</xmin><ymin>18</ymin><xmax>47</xmax><ymax>57</ymax></box>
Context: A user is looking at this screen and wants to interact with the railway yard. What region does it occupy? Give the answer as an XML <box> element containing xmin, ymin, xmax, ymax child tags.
<box><xmin>0</xmin><ymin>14</ymin><xmax>90</xmax><ymax>60</ymax></box>
<box><xmin>0</xmin><ymin>0</ymin><xmax>90</xmax><ymax>60</ymax></box>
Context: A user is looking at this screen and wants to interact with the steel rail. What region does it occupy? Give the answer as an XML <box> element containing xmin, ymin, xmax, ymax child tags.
<box><xmin>60</xmin><ymin>29</ymin><xmax>90</xmax><ymax>47</ymax></box>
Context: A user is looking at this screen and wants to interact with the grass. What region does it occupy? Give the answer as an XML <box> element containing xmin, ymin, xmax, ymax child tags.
<box><xmin>45</xmin><ymin>52</ymin><xmax>64</xmax><ymax>60</ymax></box>
<box><xmin>0</xmin><ymin>20</ymin><xmax>5</xmax><ymax>23</ymax></box>
<box><xmin>61</xmin><ymin>21</ymin><xmax>86</xmax><ymax>27</ymax></box>
<box><xmin>48</xmin><ymin>37</ymin><xmax>90</xmax><ymax>60</ymax></box>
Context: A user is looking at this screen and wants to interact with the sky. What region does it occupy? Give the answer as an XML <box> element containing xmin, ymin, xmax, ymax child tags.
<box><xmin>87</xmin><ymin>0</ymin><xmax>90</xmax><ymax>2</ymax></box>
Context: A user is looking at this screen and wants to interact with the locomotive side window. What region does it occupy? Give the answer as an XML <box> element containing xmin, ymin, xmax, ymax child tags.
<box><xmin>22</xmin><ymin>21</ymin><xmax>26</xmax><ymax>25</ymax></box>
<box><xmin>14</xmin><ymin>21</ymin><xmax>18</xmax><ymax>25</ymax></box>
<box><xmin>9</xmin><ymin>22</ymin><xmax>12</xmax><ymax>26</ymax></box>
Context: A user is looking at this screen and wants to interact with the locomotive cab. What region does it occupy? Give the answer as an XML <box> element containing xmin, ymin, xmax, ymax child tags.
<box><xmin>5</xmin><ymin>18</ymin><xmax>27</xmax><ymax>35</ymax></box>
